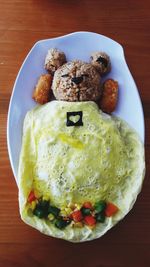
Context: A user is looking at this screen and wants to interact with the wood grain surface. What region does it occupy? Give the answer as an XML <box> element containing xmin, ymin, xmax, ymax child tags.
<box><xmin>0</xmin><ymin>1</ymin><xmax>150</xmax><ymax>266</ymax></box>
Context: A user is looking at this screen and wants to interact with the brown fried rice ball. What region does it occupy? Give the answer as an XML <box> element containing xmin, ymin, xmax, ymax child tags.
<box><xmin>52</xmin><ymin>60</ymin><xmax>101</xmax><ymax>101</ymax></box>
<box><xmin>45</xmin><ymin>48</ymin><xmax>66</xmax><ymax>74</ymax></box>
<box><xmin>90</xmin><ymin>51</ymin><xmax>111</xmax><ymax>75</ymax></box>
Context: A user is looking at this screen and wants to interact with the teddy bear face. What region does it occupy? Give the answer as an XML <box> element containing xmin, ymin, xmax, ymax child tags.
<box><xmin>52</xmin><ymin>60</ymin><xmax>101</xmax><ymax>101</ymax></box>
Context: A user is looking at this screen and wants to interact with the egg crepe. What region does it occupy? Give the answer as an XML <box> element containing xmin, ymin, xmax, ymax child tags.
<box><xmin>18</xmin><ymin>101</ymin><xmax>145</xmax><ymax>242</ymax></box>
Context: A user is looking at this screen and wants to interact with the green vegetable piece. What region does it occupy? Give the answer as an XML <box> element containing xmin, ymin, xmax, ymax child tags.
<box><xmin>33</xmin><ymin>207</ymin><xmax>45</xmax><ymax>218</ymax></box>
<box><xmin>81</xmin><ymin>207</ymin><xmax>91</xmax><ymax>216</ymax></box>
<box><xmin>94</xmin><ymin>200</ymin><xmax>106</xmax><ymax>213</ymax></box>
<box><xmin>48</xmin><ymin>205</ymin><xmax>60</xmax><ymax>217</ymax></box>
<box><xmin>96</xmin><ymin>212</ymin><xmax>106</xmax><ymax>223</ymax></box>
<box><xmin>33</xmin><ymin>200</ymin><xmax>50</xmax><ymax>218</ymax></box>
<box><xmin>40</xmin><ymin>200</ymin><xmax>49</xmax><ymax>208</ymax></box>
<box><xmin>39</xmin><ymin>200</ymin><xmax>49</xmax><ymax>216</ymax></box>
<box><xmin>55</xmin><ymin>218</ymin><xmax>71</xmax><ymax>229</ymax></box>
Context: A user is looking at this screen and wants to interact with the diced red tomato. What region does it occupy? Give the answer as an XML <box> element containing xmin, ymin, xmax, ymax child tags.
<box><xmin>71</xmin><ymin>210</ymin><xmax>83</xmax><ymax>222</ymax></box>
<box><xmin>105</xmin><ymin>202</ymin><xmax>119</xmax><ymax>217</ymax></box>
<box><xmin>84</xmin><ymin>215</ymin><xmax>96</xmax><ymax>226</ymax></box>
<box><xmin>27</xmin><ymin>190</ymin><xmax>37</xmax><ymax>203</ymax></box>
<box><xmin>83</xmin><ymin>201</ymin><xmax>93</xmax><ymax>210</ymax></box>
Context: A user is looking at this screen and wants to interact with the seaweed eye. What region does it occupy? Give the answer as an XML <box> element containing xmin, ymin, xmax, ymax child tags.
<box><xmin>96</xmin><ymin>56</ymin><xmax>108</xmax><ymax>68</ymax></box>
<box><xmin>61</xmin><ymin>74</ymin><xmax>69</xmax><ymax>78</ymax></box>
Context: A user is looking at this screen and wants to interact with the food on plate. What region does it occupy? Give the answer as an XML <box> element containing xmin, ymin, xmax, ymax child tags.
<box><xmin>45</xmin><ymin>48</ymin><xmax>66</xmax><ymax>74</ymax></box>
<box><xmin>32</xmin><ymin>74</ymin><xmax>52</xmax><ymax>104</ymax></box>
<box><xmin>52</xmin><ymin>60</ymin><xmax>101</xmax><ymax>101</ymax></box>
<box><xmin>34</xmin><ymin>49</ymin><xmax>117</xmax><ymax>113</ymax></box>
<box><xmin>99</xmin><ymin>79</ymin><xmax>119</xmax><ymax>113</ymax></box>
<box><xmin>18</xmin><ymin>48</ymin><xmax>145</xmax><ymax>242</ymax></box>
<box><xmin>18</xmin><ymin>101</ymin><xmax>145</xmax><ymax>242</ymax></box>
<box><xmin>90</xmin><ymin>51</ymin><xmax>111</xmax><ymax>75</ymax></box>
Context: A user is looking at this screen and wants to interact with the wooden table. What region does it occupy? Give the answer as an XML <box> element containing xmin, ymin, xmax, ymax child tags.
<box><xmin>0</xmin><ymin>1</ymin><xmax>150</xmax><ymax>266</ymax></box>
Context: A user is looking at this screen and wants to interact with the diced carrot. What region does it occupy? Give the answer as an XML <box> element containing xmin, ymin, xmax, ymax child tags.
<box><xmin>83</xmin><ymin>202</ymin><xmax>93</xmax><ymax>210</ymax></box>
<box><xmin>105</xmin><ymin>202</ymin><xmax>119</xmax><ymax>217</ymax></box>
<box><xmin>71</xmin><ymin>210</ymin><xmax>83</xmax><ymax>222</ymax></box>
<box><xmin>27</xmin><ymin>190</ymin><xmax>37</xmax><ymax>203</ymax></box>
<box><xmin>84</xmin><ymin>215</ymin><xmax>96</xmax><ymax>226</ymax></box>
<box><xmin>100</xmin><ymin>79</ymin><xmax>118</xmax><ymax>113</ymax></box>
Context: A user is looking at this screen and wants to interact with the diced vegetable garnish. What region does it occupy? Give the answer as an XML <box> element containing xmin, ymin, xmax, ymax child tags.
<box><xmin>68</xmin><ymin>203</ymin><xmax>75</xmax><ymax>210</ymax></box>
<box><xmin>27</xmin><ymin>191</ymin><xmax>37</xmax><ymax>203</ymax></box>
<box><xmin>83</xmin><ymin>202</ymin><xmax>93</xmax><ymax>210</ymax></box>
<box><xmin>65</xmin><ymin>207</ymin><xmax>73</xmax><ymax>215</ymax></box>
<box><xmin>105</xmin><ymin>202</ymin><xmax>119</xmax><ymax>217</ymax></box>
<box><xmin>55</xmin><ymin>217</ymin><xmax>71</xmax><ymax>229</ymax></box>
<box><xmin>84</xmin><ymin>215</ymin><xmax>96</xmax><ymax>226</ymax></box>
<box><xmin>60</xmin><ymin>209</ymin><xmax>67</xmax><ymax>217</ymax></box>
<box><xmin>33</xmin><ymin>200</ymin><xmax>49</xmax><ymax>218</ymax></box>
<box><xmin>31</xmin><ymin>200</ymin><xmax>37</xmax><ymax>210</ymax></box>
<box><xmin>75</xmin><ymin>203</ymin><xmax>82</xmax><ymax>210</ymax></box>
<box><xmin>81</xmin><ymin>207</ymin><xmax>91</xmax><ymax>216</ymax></box>
<box><xmin>29</xmin><ymin>192</ymin><xmax>119</xmax><ymax>230</ymax></box>
<box><xmin>48</xmin><ymin>214</ymin><xmax>55</xmax><ymax>221</ymax></box>
<box><xmin>42</xmin><ymin>195</ymin><xmax>50</xmax><ymax>201</ymax></box>
<box><xmin>74</xmin><ymin>222</ymin><xmax>83</xmax><ymax>228</ymax></box>
<box><xmin>48</xmin><ymin>205</ymin><xmax>60</xmax><ymax>217</ymax></box>
<box><xmin>95</xmin><ymin>212</ymin><xmax>105</xmax><ymax>223</ymax></box>
<box><xmin>94</xmin><ymin>200</ymin><xmax>106</xmax><ymax>213</ymax></box>
<box><xmin>71</xmin><ymin>210</ymin><xmax>83</xmax><ymax>222</ymax></box>
<box><xmin>55</xmin><ymin>219</ymin><xmax>66</xmax><ymax>229</ymax></box>
<box><xmin>40</xmin><ymin>200</ymin><xmax>49</xmax><ymax>215</ymax></box>
<box><xmin>33</xmin><ymin>206</ymin><xmax>46</xmax><ymax>218</ymax></box>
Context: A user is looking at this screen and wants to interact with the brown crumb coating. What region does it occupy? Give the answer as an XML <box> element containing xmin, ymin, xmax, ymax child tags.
<box><xmin>100</xmin><ymin>79</ymin><xmax>118</xmax><ymax>113</ymax></box>
<box><xmin>32</xmin><ymin>74</ymin><xmax>52</xmax><ymax>104</ymax></box>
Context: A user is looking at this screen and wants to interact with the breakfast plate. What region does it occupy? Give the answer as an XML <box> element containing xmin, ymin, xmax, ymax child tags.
<box><xmin>7</xmin><ymin>31</ymin><xmax>145</xmax><ymax>184</ymax></box>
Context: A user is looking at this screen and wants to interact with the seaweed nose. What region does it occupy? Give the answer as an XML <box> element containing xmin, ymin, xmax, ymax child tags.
<box><xmin>71</xmin><ymin>76</ymin><xmax>83</xmax><ymax>85</ymax></box>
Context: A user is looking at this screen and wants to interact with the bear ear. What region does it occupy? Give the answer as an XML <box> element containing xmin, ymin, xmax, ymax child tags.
<box><xmin>90</xmin><ymin>51</ymin><xmax>111</xmax><ymax>75</ymax></box>
<box><xmin>44</xmin><ymin>48</ymin><xmax>66</xmax><ymax>75</ymax></box>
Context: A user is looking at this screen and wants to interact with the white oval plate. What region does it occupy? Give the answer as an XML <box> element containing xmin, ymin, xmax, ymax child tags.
<box><xmin>7</xmin><ymin>31</ymin><xmax>145</xmax><ymax>183</ymax></box>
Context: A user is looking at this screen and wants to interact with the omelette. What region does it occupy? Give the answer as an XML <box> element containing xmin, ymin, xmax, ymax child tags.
<box><xmin>18</xmin><ymin>101</ymin><xmax>145</xmax><ymax>242</ymax></box>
